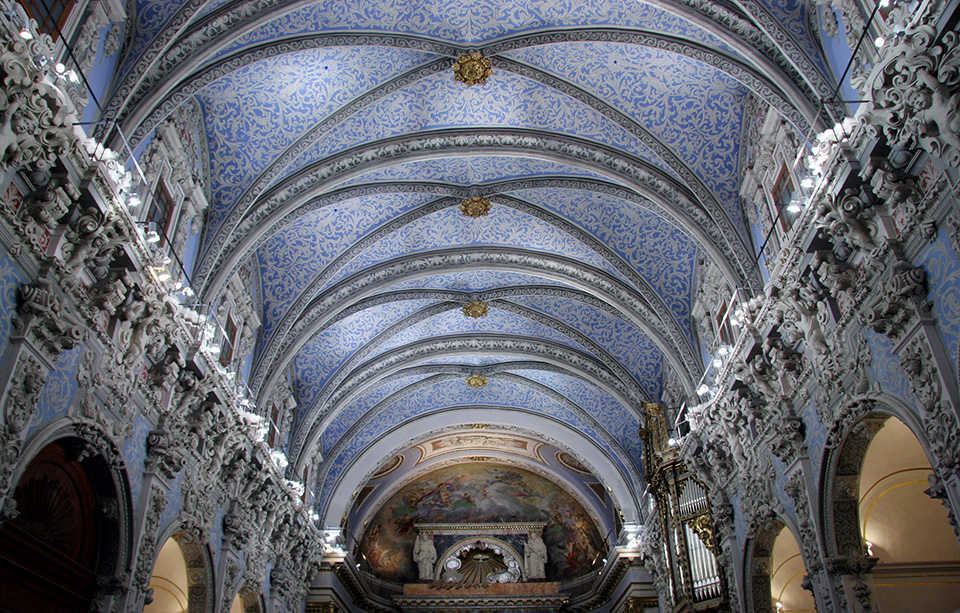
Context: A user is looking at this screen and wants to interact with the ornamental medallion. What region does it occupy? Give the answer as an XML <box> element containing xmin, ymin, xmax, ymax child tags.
<box><xmin>460</xmin><ymin>196</ymin><xmax>492</xmax><ymax>217</ymax></box>
<box><xmin>465</xmin><ymin>374</ymin><xmax>488</xmax><ymax>388</ymax></box>
<box><xmin>462</xmin><ymin>301</ymin><xmax>489</xmax><ymax>318</ymax></box>
<box><xmin>453</xmin><ymin>52</ymin><xmax>493</xmax><ymax>86</ymax></box>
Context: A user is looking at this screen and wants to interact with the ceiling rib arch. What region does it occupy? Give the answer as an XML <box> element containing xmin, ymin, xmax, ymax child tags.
<box><xmin>318</xmin><ymin>403</ymin><xmax>644</xmax><ymax>527</ymax></box>
<box><xmin>229</xmin><ymin>179</ymin><xmax>701</xmax><ymax>361</ymax></box>
<box><xmin>196</xmin><ymin>130</ymin><xmax>758</xmax><ymax>298</ymax></box>
<box><xmin>210</xmin><ymin>49</ymin><xmax>738</xmax><ymax>238</ymax></box>
<box><xmin>250</xmin><ymin>190</ymin><xmax>695</xmax><ymax>388</ymax></box>
<box><xmin>260</xmin><ymin>285</ymin><xmax>666</xmax><ymax>402</ymax></box>
<box><xmin>285</xmin><ymin>296</ymin><xmax>660</xmax><ymax>428</ymax></box>
<box><xmin>253</xmin><ymin>247</ymin><xmax>699</xmax><ymax>403</ymax></box>
<box><xmin>317</xmin><ymin>367</ymin><xmax>643</xmax><ymax>473</ymax></box>
<box><xmin>317</xmin><ymin>364</ymin><xmax>643</xmax><ymax>481</ymax></box>
<box><xmin>292</xmin><ymin>333</ymin><xmax>649</xmax><ymax>460</ymax></box>
<box><xmin>107</xmin><ymin>3</ymin><xmax>825</xmax><ymax>144</ymax></box>
<box><xmin>118</xmin><ymin>28</ymin><xmax>816</xmax><ymax>200</ymax></box>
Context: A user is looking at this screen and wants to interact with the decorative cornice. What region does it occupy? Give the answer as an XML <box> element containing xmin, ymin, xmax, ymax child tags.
<box><xmin>392</xmin><ymin>594</ymin><xmax>569</xmax><ymax>608</ymax></box>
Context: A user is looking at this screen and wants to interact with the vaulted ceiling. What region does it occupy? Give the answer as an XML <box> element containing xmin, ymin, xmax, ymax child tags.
<box><xmin>107</xmin><ymin>0</ymin><xmax>839</xmax><ymax>542</ymax></box>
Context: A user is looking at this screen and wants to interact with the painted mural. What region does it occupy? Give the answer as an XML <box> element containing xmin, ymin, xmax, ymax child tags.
<box><xmin>358</xmin><ymin>462</ymin><xmax>604</xmax><ymax>583</ymax></box>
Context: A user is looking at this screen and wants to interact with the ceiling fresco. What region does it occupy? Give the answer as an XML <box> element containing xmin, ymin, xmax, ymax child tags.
<box><xmin>357</xmin><ymin>462</ymin><xmax>606</xmax><ymax>583</ymax></box>
<box><xmin>113</xmin><ymin>0</ymin><xmax>840</xmax><ymax>539</ymax></box>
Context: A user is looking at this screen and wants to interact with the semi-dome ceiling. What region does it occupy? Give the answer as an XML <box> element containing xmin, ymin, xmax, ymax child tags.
<box><xmin>105</xmin><ymin>0</ymin><xmax>841</xmax><ymax>532</ymax></box>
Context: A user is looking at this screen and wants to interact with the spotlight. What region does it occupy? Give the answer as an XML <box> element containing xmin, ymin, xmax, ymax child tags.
<box><xmin>18</xmin><ymin>28</ymin><xmax>32</xmax><ymax>40</ymax></box>
<box><xmin>54</xmin><ymin>62</ymin><xmax>65</xmax><ymax>73</ymax></box>
<box><xmin>874</xmin><ymin>36</ymin><xmax>885</xmax><ymax>47</ymax></box>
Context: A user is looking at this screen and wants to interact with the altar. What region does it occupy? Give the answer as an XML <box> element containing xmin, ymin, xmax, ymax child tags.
<box><xmin>392</xmin><ymin>523</ymin><xmax>568</xmax><ymax>612</ymax></box>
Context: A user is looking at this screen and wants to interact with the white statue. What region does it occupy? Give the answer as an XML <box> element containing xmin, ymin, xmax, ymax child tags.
<box><xmin>525</xmin><ymin>532</ymin><xmax>547</xmax><ymax>580</ymax></box>
<box><xmin>413</xmin><ymin>532</ymin><xmax>436</xmax><ymax>581</ymax></box>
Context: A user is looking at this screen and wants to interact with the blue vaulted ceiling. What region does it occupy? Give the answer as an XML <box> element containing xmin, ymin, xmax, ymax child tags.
<box><xmin>113</xmin><ymin>0</ymin><xmax>838</xmax><ymax>525</ymax></box>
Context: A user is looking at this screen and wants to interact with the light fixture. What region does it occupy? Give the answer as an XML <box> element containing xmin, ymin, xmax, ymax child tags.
<box><xmin>800</xmin><ymin>175</ymin><xmax>815</xmax><ymax>189</ymax></box>
<box><xmin>54</xmin><ymin>62</ymin><xmax>65</xmax><ymax>73</ymax></box>
<box><xmin>667</xmin><ymin>437</ymin><xmax>677</xmax><ymax>447</ymax></box>
<box><xmin>786</xmin><ymin>196</ymin><xmax>803</xmax><ymax>214</ymax></box>
<box><xmin>18</xmin><ymin>28</ymin><xmax>32</xmax><ymax>40</ymax></box>
<box><xmin>874</xmin><ymin>35</ymin><xmax>885</xmax><ymax>47</ymax></box>
<box><xmin>270</xmin><ymin>449</ymin><xmax>289</xmax><ymax>470</ymax></box>
<box><xmin>145</xmin><ymin>230</ymin><xmax>160</xmax><ymax>243</ymax></box>
<box><xmin>156</xmin><ymin>271</ymin><xmax>171</xmax><ymax>282</ymax></box>
<box><xmin>712</xmin><ymin>356</ymin><xmax>723</xmax><ymax>368</ymax></box>
<box><xmin>696</xmin><ymin>383</ymin><xmax>710</xmax><ymax>396</ymax></box>
<box><xmin>865</xmin><ymin>540</ymin><xmax>874</xmax><ymax>555</ymax></box>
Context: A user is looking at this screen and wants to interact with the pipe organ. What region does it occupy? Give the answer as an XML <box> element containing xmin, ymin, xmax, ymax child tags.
<box><xmin>641</xmin><ymin>404</ymin><xmax>727</xmax><ymax>610</ymax></box>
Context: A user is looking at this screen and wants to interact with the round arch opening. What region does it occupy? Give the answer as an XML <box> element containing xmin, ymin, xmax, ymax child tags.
<box><xmin>857</xmin><ymin>417</ymin><xmax>960</xmax><ymax>612</ymax></box>
<box><xmin>747</xmin><ymin>519</ymin><xmax>816</xmax><ymax>613</ymax></box>
<box><xmin>0</xmin><ymin>437</ymin><xmax>127</xmax><ymax>613</ymax></box>
<box><xmin>144</xmin><ymin>531</ymin><xmax>213</xmax><ymax>613</ymax></box>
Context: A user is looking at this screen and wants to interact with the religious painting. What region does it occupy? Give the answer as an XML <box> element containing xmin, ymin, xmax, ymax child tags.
<box><xmin>358</xmin><ymin>462</ymin><xmax>604</xmax><ymax>583</ymax></box>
